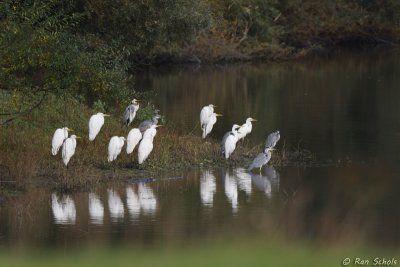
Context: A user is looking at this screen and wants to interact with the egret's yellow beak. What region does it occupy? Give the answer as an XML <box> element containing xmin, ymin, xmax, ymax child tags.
<box><xmin>67</xmin><ymin>128</ymin><xmax>74</xmax><ymax>132</ymax></box>
<box><xmin>104</xmin><ymin>114</ymin><xmax>110</xmax><ymax>117</ymax></box>
<box><xmin>75</xmin><ymin>136</ymin><xmax>82</xmax><ymax>139</ymax></box>
<box><xmin>251</xmin><ymin>118</ymin><xmax>257</xmax><ymax>122</ymax></box>
<box><xmin>216</xmin><ymin>114</ymin><xmax>223</xmax><ymax>117</ymax></box>
<box><xmin>155</xmin><ymin>125</ymin><xmax>164</xmax><ymax>128</ymax></box>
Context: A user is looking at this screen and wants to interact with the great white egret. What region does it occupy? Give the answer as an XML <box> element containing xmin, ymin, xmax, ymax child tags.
<box><xmin>138</xmin><ymin>114</ymin><xmax>161</xmax><ymax>133</ymax></box>
<box><xmin>88</xmin><ymin>113</ymin><xmax>109</xmax><ymax>141</ymax></box>
<box><xmin>200</xmin><ymin>104</ymin><xmax>216</xmax><ymax>131</ymax></box>
<box><xmin>62</xmin><ymin>135</ymin><xmax>80</xmax><ymax>166</ymax></box>
<box><xmin>126</xmin><ymin>128</ymin><xmax>142</xmax><ymax>154</ymax></box>
<box><xmin>202</xmin><ymin>112</ymin><xmax>222</xmax><ymax>139</ymax></box>
<box><xmin>265</xmin><ymin>130</ymin><xmax>280</xmax><ymax>149</ymax></box>
<box><xmin>138</xmin><ymin>125</ymin><xmax>161</xmax><ymax>164</ymax></box>
<box><xmin>237</xmin><ymin>118</ymin><xmax>257</xmax><ymax>140</ymax></box>
<box><xmin>248</xmin><ymin>147</ymin><xmax>275</xmax><ymax>174</ymax></box>
<box><xmin>108</xmin><ymin>136</ymin><xmax>126</xmax><ymax>162</ymax></box>
<box><xmin>122</xmin><ymin>99</ymin><xmax>139</xmax><ymax>127</ymax></box>
<box><xmin>51</xmin><ymin>127</ymin><xmax>73</xmax><ymax>155</ymax></box>
<box><xmin>221</xmin><ymin>124</ymin><xmax>240</xmax><ymax>159</ymax></box>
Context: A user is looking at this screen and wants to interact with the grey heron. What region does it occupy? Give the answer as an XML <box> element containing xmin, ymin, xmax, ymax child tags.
<box><xmin>122</xmin><ymin>99</ymin><xmax>139</xmax><ymax>127</ymax></box>
<box><xmin>265</xmin><ymin>130</ymin><xmax>280</xmax><ymax>149</ymax></box>
<box><xmin>248</xmin><ymin>147</ymin><xmax>275</xmax><ymax>174</ymax></box>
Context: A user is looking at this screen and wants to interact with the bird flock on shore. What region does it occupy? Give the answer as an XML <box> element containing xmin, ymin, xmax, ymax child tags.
<box><xmin>51</xmin><ymin>100</ymin><xmax>280</xmax><ymax>173</ymax></box>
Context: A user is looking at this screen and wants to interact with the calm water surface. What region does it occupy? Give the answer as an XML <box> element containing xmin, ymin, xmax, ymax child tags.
<box><xmin>2</xmin><ymin>48</ymin><xmax>400</xmax><ymax>249</ymax></box>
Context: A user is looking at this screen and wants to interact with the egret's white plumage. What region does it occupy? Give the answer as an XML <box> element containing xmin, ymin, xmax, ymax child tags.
<box><xmin>51</xmin><ymin>127</ymin><xmax>71</xmax><ymax>155</ymax></box>
<box><xmin>126</xmin><ymin>128</ymin><xmax>142</xmax><ymax>154</ymax></box>
<box><xmin>107</xmin><ymin>136</ymin><xmax>126</xmax><ymax>162</ymax></box>
<box><xmin>202</xmin><ymin>112</ymin><xmax>221</xmax><ymax>139</ymax></box>
<box><xmin>223</xmin><ymin>124</ymin><xmax>240</xmax><ymax>159</ymax></box>
<box><xmin>89</xmin><ymin>113</ymin><xmax>109</xmax><ymax>141</ymax></box>
<box><xmin>138</xmin><ymin>125</ymin><xmax>159</xmax><ymax>164</ymax></box>
<box><xmin>61</xmin><ymin>135</ymin><xmax>78</xmax><ymax>166</ymax></box>
<box><xmin>237</xmin><ymin>118</ymin><xmax>257</xmax><ymax>140</ymax></box>
<box><xmin>200</xmin><ymin>104</ymin><xmax>215</xmax><ymax>130</ymax></box>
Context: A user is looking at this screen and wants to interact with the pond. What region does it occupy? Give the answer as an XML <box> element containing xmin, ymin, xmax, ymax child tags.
<box><xmin>1</xmin><ymin>48</ymin><xmax>400</xmax><ymax>249</ymax></box>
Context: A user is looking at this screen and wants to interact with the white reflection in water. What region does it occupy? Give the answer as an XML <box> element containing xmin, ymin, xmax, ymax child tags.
<box><xmin>235</xmin><ymin>168</ymin><xmax>252</xmax><ymax>196</ymax></box>
<box><xmin>88</xmin><ymin>193</ymin><xmax>104</xmax><ymax>225</ymax></box>
<box><xmin>138</xmin><ymin>183</ymin><xmax>157</xmax><ymax>215</ymax></box>
<box><xmin>126</xmin><ymin>186</ymin><xmax>141</xmax><ymax>219</ymax></box>
<box><xmin>200</xmin><ymin>170</ymin><xmax>216</xmax><ymax>207</ymax></box>
<box><xmin>51</xmin><ymin>193</ymin><xmax>76</xmax><ymax>225</ymax></box>
<box><xmin>107</xmin><ymin>189</ymin><xmax>124</xmax><ymax>221</ymax></box>
<box><xmin>224</xmin><ymin>172</ymin><xmax>238</xmax><ymax>212</ymax></box>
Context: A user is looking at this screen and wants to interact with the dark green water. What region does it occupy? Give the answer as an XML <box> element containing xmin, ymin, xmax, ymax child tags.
<box><xmin>1</xmin><ymin>48</ymin><xmax>400</xmax><ymax>249</ymax></box>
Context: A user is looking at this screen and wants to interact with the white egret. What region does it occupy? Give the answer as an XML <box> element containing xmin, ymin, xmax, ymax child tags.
<box><xmin>122</xmin><ymin>99</ymin><xmax>139</xmax><ymax>127</ymax></box>
<box><xmin>265</xmin><ymin>130</ymin><xmax>280</xmax><ymax>149</ymax></box>
<box><xmin>221</xmin><ymin>124</ymin><xmax>240</xmax><ymax>159</ymax></box>
<box><xmin>200</xmin><ymin>104</ymin><xmax>216</xmax><ymax>131</ymax></box>
<box><xmin>237</xmin><ymin>117</ymin><xmax>257</xmax><ymax>140</ymax></box>
<box><xmin>202</xmin><ymin>112</ymin><xmax>222</xmax><ymax>139</ymax></box>
<box><xmin>138</xmin><ymin>114</ymin><xmax>161</xmax><ymax>133</ymax></box>
<box><xmin>88</xmin><ymin>113</ymin><xmax>109</xmax><ymax>141</ymax></box>
<box><xmin>107</xmin><ymin>136</ymin><xmax>126</xmax><ymax>162</ymax></box>
<box><xmin>126</xmin><ymin>128</ymin><xmax>142</xmax><ymax>154</ymax></box>
<box><xmin>248</xmin><ymin>147</ymin><xmax>275</xmax><ymax>174</ymax></box>
<box><xmin>138</xmin><ymin>125</ymin><xmax>162</xmax><ymax>164</ymax></box>
<box><xmin>61</xmin><ymin>135</ymin><xmax>80</xmax><ymax>166</ymax></box>
<box><xmin>51</xmin><ymin>127</ymin><xmax>72</xmax><ymax>155</ymax></box>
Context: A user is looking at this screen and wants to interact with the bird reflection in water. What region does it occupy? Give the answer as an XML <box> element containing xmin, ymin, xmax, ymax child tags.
<box><xmin>223</xmin><ymin>171</ymin><xmax>238</xmax><ymax>212</ymax></box>
<box><xmin>107</xmin><ymin>189</ymin><xmax>124</xmax><ymax>222</ymax></box>
<box><xmin>251</xmin><ymin>166</ymin><xmax>280</xmax><ymax>198</ymax></box>
<box><xmin>126</xmin><ymin>183</ymin><xmax>157</xmax><ymax>220</ymax></box>
<box><xmin>51</xmin><ymin>193</ymin><xmax>76</xmax><ymax>225</ymax></box>
<box><xmin>235</xmin><ymin>168</ymin><xmax>252</xmax><ymax>196</ymax></box>
<box><xmin>200</xmin><ymin>170</ymin><xmax>217</xmax><ymax>207</ymax></box>
<box><xmin>88</xmin><ymin>193</ymin><xmax>104</xmax><ymax>225</ymax></box>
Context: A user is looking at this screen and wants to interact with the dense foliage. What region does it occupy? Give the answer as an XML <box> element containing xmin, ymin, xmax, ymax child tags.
<box><xmin>1</xmin><ymin>0</ymin><xmax>399</xmax><ymax>121</ymax></box>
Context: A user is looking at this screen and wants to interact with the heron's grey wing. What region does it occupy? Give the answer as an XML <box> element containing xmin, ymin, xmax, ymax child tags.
<box><xmin>248</xmin><ymin>153</ymin><xmax>266</xmax><ymax>171</ymax></box>
<box><xmin>265</xmin><ymin>133</ymin><xmax>274</xmax><ymax>148</ymax></box>
<box><xmin>138</xmin><ymin>120</ymin><xmax>152</xmax><ymax>133</ymax></box>
<box><xmin>122</xmin><ymin>106</ymin><xmax>131</xmax><ymax>126</ymax></box>
<box><xmin>220</xmin><ymin>131</ymin><xmax>232</xmax><ymax>154</ymax></box>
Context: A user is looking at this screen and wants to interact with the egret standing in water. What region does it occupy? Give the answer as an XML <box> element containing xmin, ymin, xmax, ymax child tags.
<box><xmin>221</xmin><ymin>124</ymin><xmax>240</xmax><ymax>159</ymax></box>
<box><xmin>122</xmin><ymin>99</ymin><xmax>139</xmax><ymax>127</ymax></box>
<box><xmin>265</xmin><ymin>130</ymin><xmax>280</xmax><ymax>149</ymax></box>
<box><xmin>138</xmin><ymin>125</ymin><xmax>162</xmax><ymax>164</ymax></box>
<box><xmin>200</xmin><ymin>104</ymin><xmax>216</xmax><ymax>128</ymax></box>
<box><xmin>138</xmin><ymin>114</ymin><xmax>161</xmax><ymax>133</ymax></box>
<box><xmin>108</xmin><ymin>136</ymin><xmax>126</xmax><ymax>163</ymax></box>
<box><xmin>202</xmin><ymin>112</ymin><xmax>222</xmax><ymax>139</ymax></box>
<box><xmin>237</xmin><ymin>118</ymin><xmax>257</xmax><ymax>141</ymax></box>
<box><xmin>52</xmin><ymin>127</ymin><xmax>73</xmax><ymax>155</ymax></box>
<box><xmin>88</xmin><ymin>113</ymin><xmax>109</xmax><ymax>141</ymax></box>
<box><xmin>126</xmin><ymin>128</ymin><xmax>142</xmax><ymax>154</ymax></box>
<box><xmin>62</xmin><ymin>135</ymin><xmax>80</xmax><ymax>167</ymax></box>
<box><xmin>248</xmin><ymin>147</ymin><xmax>275</xmax><ymax>174</ymax></box>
